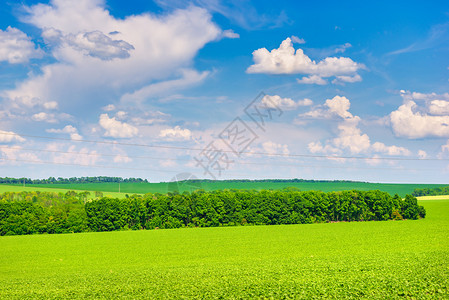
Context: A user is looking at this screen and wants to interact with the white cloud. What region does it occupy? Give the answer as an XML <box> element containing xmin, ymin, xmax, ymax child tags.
<box><xmin>291</xmin><ymin>35</ymin><xmax>305</xmax><ymax>44</ymax></box>
<box><xmin>247</xmin><ymin>37</ymin><xmax>363</xmax><ymax>82</ymax></box>
<box><xmin>372</xmin><ymin>142</ymin><xmax>411</xmax><ymax>156</ymax></box>
<box><xmin>332</xmin><ymin>74</ymin><xmax>362</xmax><ymax>84</ymax></box>
<box><xmin>308</xmin><ymin>141</ymin><xmax>340</xmax><ymax>154</ymax></box>
<box><xmin>222</xmin><ymin>29</ymin><xmax>239</xmax><ymax>39</ymax></box>
<box><xmin>399</xmin><ymin>90</ymin><xmax>449</xmax><ymax>102</ymax></box>
<box><xmin>99</xmin><ymin>113</ymin><xmax>138</xmax><ymax>138</ymax></box>
<box><xmin>302</xmin><ymin>95</ymin><xmax>354</xmax><ymax>119</ymax></box>
<box><xmin>304</xmin><ymin>95</ymin><xmax>411</xmax><ymax>158</ymax></box>
<box><xmin>428</xmin><ymin>100</ymin><xmax>449</xmax><ymax>115</ymax></box>
<box><xmin>0</xmin><ymin>130</ymin><xmax>25</xmax><ymax>143</ymax></box>
<box><xmin>159</xmin><ymin>126</ymin><xmax>191</xmax><ymax>141</ymax></box>
<box><xmin>0</xmin><ymin>146</ymin><xmax>40</xmax><ymax>164</ymax></box>
<box><xmin>261</xmin><ymin>95</ymin><xmax>312</xmax><ymax>111</ymax></box>
<box><xmin>5</xmin><ymin>2</ymin><xmax>220</xmax><ymax>113</ymax></box>
<box><xmin>43</xmin><ymin>29</ymin><xmax>135</xmax><ymax>60</ymax></box>
<box><xmin>47</xmin><ymin>125</ymin><xmax>82</xmax><ymax>140</ymax></box>
<box><xmin>0</xmin><ymin>26</ymin><xmax>43</xmax><ymax>64</ymax></box>
<box><xmin>418</xmin><ymin>150</ymin><xmax>427</xmax><ymax>159</ymax></box>
<box><xmin>115</xmin><ymin>111</ymin><xmax>127</xmax><ymax>119</ymax></box>
<box><xmin>332</xmin><ymin>119</ymin><xmax>371</xmax><ymax>154</ymax></box>
<box><xmin>390</xmin><ymin>100</ymin><xmax>449</xmax><ymax>139</ymax></box>
<box><xmin>31</xmin><ymin>112</ymin><xmax>58</xmax><ymax>123</ymax></box>
<box><xmin>297</xmin><ymin>75</ymin><xmax>327</xmax><ymax>85</ymax></box>
<box><xmin>325</xmin><ymin>96</ymin><xmax>354</xmax><ymax>119</ymax></box>
<box><xmin>298</xmin><ymin>98</ymin><xmax>313</xmax><ymax>106</ymax></box>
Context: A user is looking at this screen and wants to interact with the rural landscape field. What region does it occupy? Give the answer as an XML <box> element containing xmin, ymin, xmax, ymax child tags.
<box><xmin>1</xmin><ymin>180</ymin><xmax>448</xmax><ymax>197</ymax></box>
<box><xmin>1</xmin><ymin>195</ymin><xmax>448</xmax><ymax>298</ymax></box>
<box><xmin>1</xmin><ymin>0</ymin><xmax>449</xmax><ymax>299</ymax></box>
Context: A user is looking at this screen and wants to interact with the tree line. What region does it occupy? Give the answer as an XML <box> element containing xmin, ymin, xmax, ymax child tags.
<box><xmin>412</xmin><ymin>186</ymin><xmax>449</xmax><ymax>197</ymax></box>
<box><xmin>0</xmin><ymin>176</ymin><xmax>148</xmax><ymax>185</ymax></box>
<box><xmin>0</xmin><ymin>189</ymin><xmax>425</xmax><ymax>236</ymax></box>
<box><xmin>0</xmin><ymin>176</ymin><xmax>365</xmax><ymax>185</ymax></box>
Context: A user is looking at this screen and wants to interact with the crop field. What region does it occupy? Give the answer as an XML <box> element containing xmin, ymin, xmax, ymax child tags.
<box><xmin>4</xmin><ymin>181</ymin><xmax>448</xmax><ymax>197</ymax></box>
<box><xmin>1</xmin><ymin>199</ymin><xmax>447</xmax><ymax>299</ymax></box>
<box><xmin>417</xmin><ymin>195</ymin><xmax>449</xmax><ymax>200</ymax></box>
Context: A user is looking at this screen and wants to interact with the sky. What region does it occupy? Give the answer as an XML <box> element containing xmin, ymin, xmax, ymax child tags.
<box><xmin>0</xmin><ymin>0</ymin><xmax>449</xmax><ymax>183</ymax></box>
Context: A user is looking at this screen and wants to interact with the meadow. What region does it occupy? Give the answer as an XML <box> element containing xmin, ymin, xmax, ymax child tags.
<box><xmin>1</xmin><ymin>199</ymin><xmax>447</xmax><ymax>299</ymax></box>
<box><xmin>3</xmin><ymin>181</ymin><xmax>448</xmax><ymax>197</ymax></box>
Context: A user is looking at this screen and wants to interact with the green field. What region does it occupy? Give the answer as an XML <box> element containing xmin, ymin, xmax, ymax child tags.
<box><xmin>1</xmin><ymin>199</ymin><xmax>448</xmax><ymax>299</ymax></box>
<box><xmin>4</xmin><ymin>181</ymin><xmax>448</xmax><ymax>197</ymax></box>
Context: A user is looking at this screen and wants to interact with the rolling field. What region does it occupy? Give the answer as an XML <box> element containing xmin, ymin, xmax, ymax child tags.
<box><xmin>0</xmin><ymin>200</ymin><xmax>448</xmax><ymax>299</ymax></box>
<box><xmin>4</xmin><ymin>181</ymin><xmax>448</xmax><ymax>196</ymax></box>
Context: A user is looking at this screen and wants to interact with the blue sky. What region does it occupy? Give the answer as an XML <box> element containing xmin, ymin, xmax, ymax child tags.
<box><xmin>0</xmin><ymin>0</ymin><xmax>449</xmax><ymax>183</ymax></box>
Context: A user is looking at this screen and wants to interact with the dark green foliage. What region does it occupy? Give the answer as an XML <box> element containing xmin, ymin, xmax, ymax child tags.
<box><xmin>0</xmin><ymin>191</ymin><xmax>86</xmax><ymax>235</ymax></box>
<box><xmin>0</xmin><ymin>189</ymin><xmax>426</xmax><ymax>235</ymax></box>
<box><xmin>412</xmin><ymin>186</ymin><xmax>449</xmax><ymax>197</ymax></box>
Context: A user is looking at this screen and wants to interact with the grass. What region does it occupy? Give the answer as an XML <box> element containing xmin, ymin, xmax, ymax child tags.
<box><xmin>0</xmin><ymin>184</ymin><xmax>129</xmax><ymax>199</ymax></box>
<box><xmin>0</xmin><ymin>199</ymin><xmax>447</xmax><ymax>299</ymax></box>
<box><xmin>4</xmin><ymin>181</ymin><xmax>448</xmax><ymax>196</ymax></box>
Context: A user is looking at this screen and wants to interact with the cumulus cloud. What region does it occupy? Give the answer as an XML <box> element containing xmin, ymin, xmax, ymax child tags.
<box><xmin>31</xmin><ymin>112</ymin><xmax>58</xmax><ymax>123</ymax></box>
<box><xmin>43</xmin><ymin>29</ymin><xmax>135</xmax><ymax>60</ymax></box>
<box><xmin>261</xmin><ymin>95</ymin><xmax>313</xmax><ymax>111</ymax></box>
<box><xmin>4</xmin><ymin>1</ymin><xmax>220</xmax><ymax>114</ymax></box>
<box><xmin>390</xmin><ymin>91</ymin><xmax>449</xmax><ymax>138</ymax></box>
<box><xmin>371</xmin><ymin>142</ymin><xmax>411</xmax><ymax>156</ymax></box>
<box><xmin>303</xmin><ymin>95</ymin><xmax>411</xmax><ymax>158</ymax></box>
<box><xmin>247</xmin><ymin>37</ymin><xmax>363</xmax><ymax>84</ymax></box>
<box><xmin>0</xmin><ymin>130</ymin><xmax>25</xmax><ymax>143</ymax></box>
<box><xmin>47</xmin><ymin>125</ymin><xmax>82</xmax><ymax>140</ymax></box>
<box><xmin>428</xmin><ymin>100</ymin><xmax>449</xmax><ymax>115</ymax></box>
<box><xmin>298</xmin><ymin>98</ymin><xmax>313</xmax><ymax>106</ymax></box>
<box><xmin>418</xmin><ymin>150</ymin><xmax>428</xmax><ymax>159</ymax></box>
<box><xmin>99</xmin><ymin>114</ymin><xmax>138</xmax><ymax>138</ymax></box>
<box><xmin>296</xmin><ymin>75</ymin><xmax>327</xmax><ymax>85</ymax></box>
<box><xmin>159</xmin><ymin>126</ymin><xmax>192</xmax><ymax>141</ymax></box>
<box><xmin>302</xmin><ymin>95</ymin><xmax>353</xmax><ymax>119</ymax></box>
<box><xmin>0</xmin><ymin>26</ymin><xmax>43</xmax><ymax>63</ymax></box>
